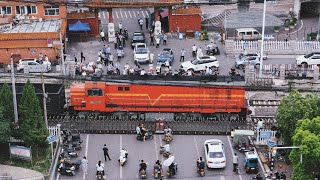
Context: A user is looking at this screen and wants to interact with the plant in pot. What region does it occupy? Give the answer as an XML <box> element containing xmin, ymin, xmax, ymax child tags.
<box><xmin>284</xmin><ymin>25</ymin><xmax>289</xmax><ymax>31</ymax></box>
<box><xmin>289</xmin><ymin>21</ymin><xmax>295</xmax><ymax>29</ymax></box>
<box><xmin>274</xmin><ymin>26</ymin><xmax>280</xmax><ymax>33</ymax></box>
<box><xmin>292</xmin><ymin>17</ymin><xmax>298</xmax><ymax>26</ymax></box>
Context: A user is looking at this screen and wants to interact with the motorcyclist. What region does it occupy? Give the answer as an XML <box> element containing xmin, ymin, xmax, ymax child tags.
<box><xmin>160</xmin><ymin>144</ymin><xmax>170</xmax><ymax>155</ymax></box>
<box><xmin>139</xmin><ymin>160</ymin><xmax>147</xmax><ymax>173</ymax></box>
<box><xmin>168</xmin><ymin>162</ymin><xmax>176</xmax><ymax>175</ymax></box>
<box><xmin>120</xmin><ymin>148</ymin><xmax>128</xmax><ymax>159</ymax></box>
<box><xmin>153</xmin><ymin>160</ymin><xmax>163</xmax><ymax>176</ymax></box>
<box><xmin>196</xmin><ymin>157</ymin><xmax>205</xmax><ymax>171</ymax></box>
<box><xmin>140</xmin><ymin>124</ymin><xmax>148</xmax><ymax>141</ymax></box>
<box><xmin>164</xmin><ymin>126</ymin><xmax>173</xmax><ymax>141</ymax></box>
<box><xmin>96</xmin><ymin>161</ymin><xmax>105</xmax><ymax>175</ymax></box>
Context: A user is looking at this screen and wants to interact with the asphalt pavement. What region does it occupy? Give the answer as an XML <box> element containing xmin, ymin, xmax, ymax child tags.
<box><xmin>58</xmin><ymin>134</ymin><xmax>262</xmax><ymax>180</ymax></box>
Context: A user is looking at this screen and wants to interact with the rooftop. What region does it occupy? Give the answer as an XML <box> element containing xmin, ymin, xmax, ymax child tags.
<box><xmin>1</xmin><ymin>19</ymin><xmax>62</xmax><ymax>33</ymax></box>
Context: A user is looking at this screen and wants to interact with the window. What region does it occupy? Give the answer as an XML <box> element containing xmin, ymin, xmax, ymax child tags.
<box><xmin>124</xmin><ymin>87</ymin><xmax>130</xmax><ymax>91</ymax></box>
<box><xmin>27</xmin><ymin>6</ymin><xmax>37</xmax><ymax>14</ymax></box>
<box><xmin>1</xmin><ymin>6</ymin><xmax>12</xmax><ymax>15</ymax></box>
<box><xmin>16</xmin><ymin>6</ymin><xmax>26</xmax><ymax>14</ymax></box>
<box><xmin>118</xmin><ymin>87</ymin><xmax>123</xmax><ymax>91</ymax></box>
<box><xmin>44</xmin><ymin>6</ymin><xmax>59</xmax><ymax>16</ymax></box>
<box><xmin>87</xmin><ymin>89</ymin><xmax>103</xmax><ymax>96</ymax></box>
<box><xmin>247</xmin><ymin>32</ymin><xmax>252</xmax><ymax>36</ymax></box>
<box><xmin>254</xmin><ymin>31</ymin><xmax>259</xmax><ymax>35</ymax></box>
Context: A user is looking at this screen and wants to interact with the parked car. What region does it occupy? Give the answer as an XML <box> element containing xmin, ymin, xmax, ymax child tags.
<box><xmin>134</xmin><ymin>43</ymin><xmax>150</xmax><ymax>64</ymax></box>
<box><xmin>235</xmin><ymin>56</ymin><xmax>260</xmax><ymax>69</ymax></box>
<box><xmin>157</xmin><ymin>48</ymin><xmax>174</xmax><ymax>66</ymax></box>
<box><xmin>238</xmin><ymin>53</ymin><xmax>267</xmax><ymax>60</ymax></box>
<box><xmin>180</xmin><ymin>56</ymin><xmax>219</xmax><ymax>72</ymax></box>
<box><xmin>17</xmin><ymin>58</ymin><xmax>51</xmax><ymax>72</ymax></box>
<box><xmin>131</xmin><ymin>32</ymin><xmax>145</xmax><ymax>49</ymax></box>
<box><xmin>296</xmin><ymin>52</ymin><xmax>320</xmax><ymax>66</ymax></box>
<box><xmin>204</xmin><ymin>139</ymin><xmax>226</xmax><ymax>169</ymax></box>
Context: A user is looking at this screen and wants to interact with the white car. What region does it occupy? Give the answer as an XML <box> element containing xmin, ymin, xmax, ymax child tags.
<box><xmin>204</xmin><ymin>139</ymin><xmax>226</xmax><ymax>169</ymax></box>
<box><xmin>296</xmin><ymin>52</ymin><xmax>320</xmax><ymax>66</ymax></box>
<box><xmin>133</xmin><ymin>43</ymin><xmax>149</xmax><ymax>64</ymax></box>
<box><xmin>17</xmin><ymin>58</ymin><xmax>51</xmax><ymax>72</ymax></box>
<box><xmin>181</xmin><ymin>56</ymin><xmax>219</xmax><ymax>72</ymax></box>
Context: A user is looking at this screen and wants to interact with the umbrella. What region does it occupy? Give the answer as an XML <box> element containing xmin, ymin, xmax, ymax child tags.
<box><xmin>163</xmin><ymin>155</ymin><xmax>175</xmax><ymax>167</ymax></box>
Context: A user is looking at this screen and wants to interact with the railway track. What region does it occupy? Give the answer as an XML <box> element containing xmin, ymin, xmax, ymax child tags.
<box><xmin>48</xmin><ymin>115</ymin><xmax>254</xmax><ymax>135</ymax></box>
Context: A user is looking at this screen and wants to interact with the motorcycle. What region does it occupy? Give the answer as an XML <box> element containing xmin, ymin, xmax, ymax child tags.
<box><xmin>58</xmin><ymin>164</ymin><xmax>76</xmax><ymax>176</ymax></box>
<box><xmin>61</xmin><ymin>159</ymin><xmax>81</xmax><ymax>171</ymax></box>
<box><xmin>164</xmin><ymin>134</ymin><xmax>172</xmax><ymax>144</ymax></box>
<box><xmin>159</xmin><ymin>146</ymin><xmax>171</xmax><ymax>158</ymax></box>
<box><xmin>59</xmin><ymin>149</ymin><xmax>78</xmax><ymax>160</ymax></box>
<box><xmin>119</xmin><ymin>150</ymin><xmax>128</xmax><ymax>166</ymax></box>
<box><xmin>136</xmin><ymin>131</ymin><xmax>154</xmax><ymax>141</ymax></box>
<box><xmin>63</xmin><ymin>142</ymin><xmax>81</xmax><ymax>151</ymax></box>
<box><xmin>167</xmin><ymin>163</ymin><xmax>178</xmax><ymax>178</ymax></box>
<box><xmin>153</xmin><ymin>167</ymin><xmax>164</xmax><ymax>179</ymax></box>
<box><xmin>96</xmin><ymin>170</ymin><xmax>104</xmax><ymax>180</ymax></box>
<box><xmin>140</xmin><ymin>169</ymin><xmax>147</xmax><ymax>179</ymax></box>
<box><xmin>197</xmin><ymin>167</ymin><xmax>205</xmax><ymax>177</ymax></box>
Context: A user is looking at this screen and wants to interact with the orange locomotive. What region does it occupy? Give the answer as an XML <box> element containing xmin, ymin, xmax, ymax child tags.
<box><xmin>69</xmin><ymin>81</ymin><xmax>247</xmax><ymax>116</ymax></box>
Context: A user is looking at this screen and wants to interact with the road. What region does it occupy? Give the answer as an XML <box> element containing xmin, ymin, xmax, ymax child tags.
<box><xmin>58</xmin><ymin>134</ymin><xmax>262</xmax><ymax>180</ymax></box>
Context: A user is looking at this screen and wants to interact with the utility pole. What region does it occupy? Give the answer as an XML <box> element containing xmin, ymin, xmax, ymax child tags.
<box><xmin>317</xmin><ymin>13</ymin><xmax>320</xmax><ymax>41</ymax></box>
<box><xmin>41</xmin><ymin>74</ymin><xmax>48</xmax><ymax>127</ymax></box>
<box><xmin>259</xmin><ymin>0</ymin><xmax>267</xmax><ymax>76</ymax></box>
<box><xmin>10</xmin><ymin>54</ymin><xmax>19</xmax><ymax>125</ymax></box>
<box><xmin>59</xmin><ymin>30</ymin><xmax>66</xmax><ymax>76</ymax></box>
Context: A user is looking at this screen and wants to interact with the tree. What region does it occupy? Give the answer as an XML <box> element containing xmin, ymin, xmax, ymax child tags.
<box><xmin>276</xmin><ymin>89</ymin><xmax>320</xmax><ymax>146</ymax></box>
<box><xmin>0</xmin><ymin>82</ymin><xmax>13</xmax><ymax>122</ymax></box>
<box><xmin>289</xmin><ymin>117</ymin><xmax>320</xmax><ymax>180</ymax></box>
<box><xmin>0</xmin><ymin>107</ymin><xmax>10</xmax><ymax>144</ymax></box>
<box><xmin>19</xmin><ymin>80</ymin><xmax>48</xmax><ymax>157</ymax></box>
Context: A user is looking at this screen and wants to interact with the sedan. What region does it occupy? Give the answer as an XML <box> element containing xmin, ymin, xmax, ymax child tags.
<box><xmin>181</xmin><ymin>56</ymin><xmax>219</xmax><ymax>72</ymax></box>
<box><xmin>296</xmin><ymin>52</ymin><xmax>320</xmax><ymax>66</ymax></box>
<box><xmin>157</xmin><ymin>48</ymin><xmax>174</xmax><ymax>66</ymax></box>
<box><xmin>235</xmin><ymin>56</ymin><xmax>260</xmax><ymax>69</ymax></box>
<box><xmin>204</xmin><ymin>139</ymin><xmax>226</xmax><ymax>169</ymax></box>
<box><xmin>238</xmin><ymin>53</ymin><xmax>267</xmax><ymax>60</ymax></box>
<box><xmin>133</xmin><ymin>43</ymin><xmax>149</xmax><ymax>64</ymax></box>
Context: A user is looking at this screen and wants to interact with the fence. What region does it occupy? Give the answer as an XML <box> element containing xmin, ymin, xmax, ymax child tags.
<box><xmin>225</xmin><ymin>40</ymin><xmax>320</xmax><ymax>55</ymax></box>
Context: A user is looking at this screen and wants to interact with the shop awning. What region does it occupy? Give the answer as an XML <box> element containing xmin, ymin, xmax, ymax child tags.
<box><xmin>68</xmin><ymin>20</ymin><xmax>91</xmax><ymax>32</ymax></box>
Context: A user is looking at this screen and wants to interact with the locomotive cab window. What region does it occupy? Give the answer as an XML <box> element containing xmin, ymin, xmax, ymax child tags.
<box><xmin>87</xmin><ymin>89</ymin><xmax>103</xmax><ymax>96</ymax></box>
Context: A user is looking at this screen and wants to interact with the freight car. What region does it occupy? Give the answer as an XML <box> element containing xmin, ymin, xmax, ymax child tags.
<box><xmin>68</xmin><ymin>80</ymin><xmax>247</xmax><ymax>118</ymax></box>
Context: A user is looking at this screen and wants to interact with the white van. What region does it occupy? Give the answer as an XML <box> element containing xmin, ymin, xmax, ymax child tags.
<box><xmin>235</xmin><ymin>28</ymin><xmax>261</xmax><ymax>41</ymax></box>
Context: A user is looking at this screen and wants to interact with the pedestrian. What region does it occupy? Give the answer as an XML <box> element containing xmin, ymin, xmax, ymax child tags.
<box><xmin>150</xmin><ymin>34</ymin><xmax>155</xmax><ymax>46</ymax></box>
<box><xmin>233</xmin><ymin>153</ymin><xmax>238</xmax><ymax>172</ymax></box>
<box><xmin>243</xmin><ymin>48</ymin><xmax>247</xmax><ymax>55</ymax></box>
<box><xmin>145</xmin><ymin>17</ymin><xmax>149</xmax><ymax>29</ymax></box>
<box><xmin>115</xmin><ymin>61</ymin><xmax>120</xmax><ymax>75</ymax></box>
<box><xmin>192</xmin><ymin>44</ymin><xmax>197</xmax><ymax>57</ymax></box>
<box><xmin>114</xmin><ymin>40</ymin><xmax>118</xmax><ymax>49</ymax></box>
<box><xmin>139</xmin><ymin>18</ymin><xmax>143</xmax><ymax>30</ymax></box>
<box><xmin>103</xmin><ymin>144</ymin><xmax>111</xmax><ymax>161</ymax></box>
<box><xmin>180</xmin><ymin>49</ymin><xmax>186</xmax><ymax>62</ymax></box>
<box><xmin>106</xmin><ymin>45</ymin><xmax>111</xmax><ymax>58</ymax></box>
<box><xmin>44</xmin><ymin>55</ymin><xmax>49</xmax><ymax>62</ymax></box>
<box><xmin>152</xmin><ymin>20</ymin><xmax>155</xmax><ymax>31</ymax></box>
<box><xmin>155</xmin><ymin>37</ymin><xmax>160</xmax><ymax>48</ymax></box>
<box><xmin>109</xmin><ymin>54</ymin><xmax>114</xmax><ymax>66</ymax></box>
<box><xmin>104</xmin><ymin>57</ymin><xmax>108</xmax><ymax>66</ymax></box>
<box><xmin>117</xmin><ymin>49</ymin><xmax>122</xmax><ymax>62</ymax></box>
<box><xmin>100</xmin><ymin>31</ymin><xmax>105</xmax><ymax>42</ymax></box>
<box><xmin>81</xmin><ymin>156</ymin><xmax>88</xmax><ymax>175</ymax></box>
<box><xmin>102</xmin><ymin>45</ymin><xmax>107</xmax><ymax>56</ymax></box>
<box><xmin>74</xmin><ymin>55</ymin><xmax>78</xmax><ymax>63</ymax></box>
<box><xmin>163</xmin><ymin>33</ymin><xmax>167</xmax><ymax>45</ymax></box>
<box><xmin>149</xmin><ymin>52</ymin><xmax>154</xmax><ymax>64</ymax></box>
<box><xmin>80</xmin><ymin>51</ymin><xmax>85</xmax><ymax>63</ymax></box>
<box><xmin>160</xmin><ymin>32</ymin><xmax>164</xmax><ymax>45</ymax></box>
<box><xmin>119</xmin><ymin>22</ymin><xmax>123</xmax><ymax>34</ymax></box>
<box><xmin>122</xmin><ymin>35</ymin><xmax>126</xmax><ymax>47</ymax></box>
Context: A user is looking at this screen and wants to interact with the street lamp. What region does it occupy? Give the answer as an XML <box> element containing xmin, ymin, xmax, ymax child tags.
<box><xmin>10</xmin><ymin>53</ymin><xmax>19</xmax><ymax>126</ymax></box>
<box><xmin>259</xmin><ymin>0</ymin><xmax>267</xmax><ymax>76</ymax></box>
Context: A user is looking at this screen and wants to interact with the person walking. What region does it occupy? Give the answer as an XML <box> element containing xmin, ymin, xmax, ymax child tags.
<box><xmin>81</xmin><ymin>156</ymin><xmax>88</xmax><ymax>175</ymax></box>
<box><xmin>100</xmin><ymin>31</ymin><xmax>105</xmax><ymax>42</ymax></box>
<box><xmin>109</xmin><ymin>54</ymin><xmax>114</xmax><ymax>66</ymax></box>
<box><xmin>122</xmin><ymin>35</ymin><xmax>126</xmax><ymax>47</ymax></box>
<box><xmin>180</xmin><ymin>49</ymin><xmax>186</xmax><ymax>62</ymax></box>
<box><xmin>117</xmin><ymin>49</ymin><xmax>122</xmax><ymax>62</ymax></box>
<box><xmin>150</xmin><ymin>33</ymin><xmax>155</xmax><ymax>46</ymax></box>
<box><xmin>155</xmin><ymin>37</ymin><xmax>160</xmax><ymax>48</ymax></box>
<box><xmin>145</xmin><ymin>17</ymin><xmax>149</xmax><ymax>29</ymax></box>
<box><xmin>149</xmin><ymin>52</ymin><xmax>154</xmax><ymax>64</ymax></box>
<box><xmin>163</xmin><ymin>33</ymin><xmax>167</xmax><ymax>45</ymax></box>
<box><xmin>119</xmin><ymin>22</ymin><xmax>123</xmax><ymax>34</ymax></box>
<box><xmin>103</xmin><ymin>144</ymin><xmax>111</xmax><ymax>161</ymax></box>
<box><xmin>114</xmin><ymin>40</ymin><xmax>118</xmax><ymax>49</ymax></box>
<box><xmin>233</xmin><ymin>153</ymin><xmax>238</xmax><ymax>172</ymax></box>
<box><xmin>139</xmin><ymin>18</ymin><xmax>143</xmax><ymax>30</ymax></box>
<box><xmin>74</xmin><ymin>55</ymin><xmax>78</xmax><ymax>63</ymax></box>
<box><xmin>192</xmin><ymin>44</ymin><xmax>197</xmax><ymax>57</ymax></box>
<box><xmin>80</xmin><ymin>51</ymin><xmax>85</xmax><ymax>63</ymax></box>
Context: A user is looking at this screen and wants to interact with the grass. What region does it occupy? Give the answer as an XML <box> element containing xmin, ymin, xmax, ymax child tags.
<box><xmin>0</xmin><ymin>145</ymin><xmax>52</xmax><ymax>175</ymax></box>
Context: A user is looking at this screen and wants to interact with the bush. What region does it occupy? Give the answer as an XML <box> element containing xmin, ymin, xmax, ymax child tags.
<box><xmin>307</xmin><ymin>32</ymin><xmax>317</xmax><ymax>40</ymax></box>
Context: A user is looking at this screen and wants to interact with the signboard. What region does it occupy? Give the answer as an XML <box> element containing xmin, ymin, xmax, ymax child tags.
<box><xmin>47</xmin><ymin>135</ymin><xmax>58</xmax><ymax>144</ymax></box>
<box><xmin>53</xmin><ymin>40</ymin><xmax>60</xmax><ymax>45</ymax></box>
<box><xmin>30</xmin><ymin>50</ymin><xmax>37</xmax><ymax>54</ymax></box>
<box><xmin>260</xmin><ymin>131</ymin><xmax>272</xmax><ymax>139</ymax></box>
<box><xmin>267</xmin><ymin>139</ymin><xmax>276</xmax><ymax>148</ymax></box>
<box><xmin>10</xmin><ymin>145</ymin><xmax>32</xmax><ymax>159</ymax></box>
<box><xmin>47</xmin><ymin>38</ymin><xmax>53</xmax><ymax>47</ymax></box>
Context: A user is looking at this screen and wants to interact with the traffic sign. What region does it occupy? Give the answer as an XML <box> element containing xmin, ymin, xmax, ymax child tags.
<box><xmin>267</xmin><ymin>139</ymin><xmax>276</xmax><ymax>148</ymax></box>
<box><xmin>260</xmin><ymin>131</ymin><xmax>272</xmax><ymax>139</ymax></box>
<box><xmin>47</xmin><ymin>135</ymin><xmax>58</xmax><ymax>144</ymax></box>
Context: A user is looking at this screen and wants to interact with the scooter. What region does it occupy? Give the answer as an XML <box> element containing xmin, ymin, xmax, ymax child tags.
<box><xmin>63</xmin><ymin>142</ymin><xmax>81</xmax><ymax>151</ymax></box>
<box><xmin>136</xmin><ymin>131</ymin><xmax>154</xmax><ymax>141</ymax></box>
<box><xmin>159</xmin><ymin>146</ymin><xmax>171</xmax><ymax>158</ymax></box>
<box><xmin>153</xmin><ymin>167</ymin><xmax>164</xmax><ymax>179</ymax></box>
<box><xmin>59</xmin><ymin>149</ymin><xmax>78</xmax><ymax>159</ymax></box>
<box><xmin>96</xmin><ymin>170</ymin><xmax>104</xmax><ymax>180</ymax></box>
<box><xmin>63</xmin><ymin>159</ymin><xmax>82</xmax><ymax>171</ymax></box>
<box><xmin>140</xmin><ymin>169</ymin><xmax>147</xmax><ymax>179</ymax></box>
<box><xmin>119</xmin><ymin>150</ymin><xmax>128</xmax><ymax>166</ymax></box>
<box><xmin>163</xmin><ymin>134</ymin><xmax>172</xmax><ymax>144</ymax></box>
<box><xmin>58</xmin><ymin>164</ymin><xmax>76</xmax><ymax>176</ymax></box>
<box><xmin>167</xmin><ymin>163</ymin><xmax>178</xmax><ymax>178</ymax></box>
<box><xmin>197</xmin><ymin>167</ymin><xmax>205</xmax><ymax>177</ymax></box>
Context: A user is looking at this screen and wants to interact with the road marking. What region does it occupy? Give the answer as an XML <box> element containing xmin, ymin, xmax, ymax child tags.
<box><xmin>159</xmin><ymin>135</ymin><xmax>164</xmax><ymax>162</ymax></box>
<box><xmin>153</xmin><ymin>134</ymin><xmax>159</xmax><ymax>160</ymax></box>
<box><xmin>82</xmin><ymin>134</ymin><xmax>89</xmax><ymax>180</ymax></box>
<box><xmin>128</xmin><ymin>11</ymin><xmax>132</xmax><ymax>18</ymax></box>
<box><xmin>141</xmin><ymin>11</ymin><xmax>145</xmax><ymax>18</ymax></box>
<box><xmin>193</xmin><ymin>136</ymin><xmax>200</xmax><ymax>158</ymax></box>
<box><xmin>116</xmin><ymin>11</ymin><xmax>119</xmax><ymax>19</ymax></box>
<box><xmin>133</xmin><ymin>11</ymin><xmax>137</xmax><ymax>18</ymax></box>
<box><xmin>120</xmin><ymin>10</ymin><xmax>123</xmax><ymax>19</ymax></box>
<box><xmin>227</xmin><ymin>136</ymin><xmax>243</xmax><ymax>180</ymax></box>
<box><xmin>124</xmin><ymin>11</ymin><xmax>127</xmax><ymax>19</ymax></box>
<box><xmin>220</xmin><ymin>176</ymin><xmax>226</xmax><ymax>180</ymax></box>
<box><xmin>102</xmin><ymin>11</ymin><xmax>106</xmax><ymax>19</ymax></box>
<box><xmin>120</xmin><ymin>134</ymin><xmax>123</xmax><ymax>179</ymax></box>
<box><xmin>56</xmin><ymin>173</ymin><xmax>60</xmax><ymax>180</ymax></box>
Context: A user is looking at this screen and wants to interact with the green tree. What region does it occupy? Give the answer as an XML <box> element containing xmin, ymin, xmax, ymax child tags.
<box><xmin>289</xmin><ymin>117</ymin><xmax>320</xmax><ymax>180</ymax></box>
<box><xmin>0</xmin><ymin>82</ymin><xmax>13</xmax><ymax>122</ymax></box>
<box><xmin>0</xmin><ymin>107</ymin><xmax>10</xmax><ymax>143</ymax></box>
<box><xmin>276</xmin><ymin>89</ymin><xmax>320</xmax><ymax>145</ymax></box>
<box><xmin>19</xmin><ymin>80</ymin><xmax>48</xmax><ymax>157</ymax></box>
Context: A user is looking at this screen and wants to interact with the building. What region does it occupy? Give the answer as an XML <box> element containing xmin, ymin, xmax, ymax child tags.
<box><xmin>168</xmin><ymin>7</ymin><xmax>202</xmax><ymax>33</ymax></box>
<box><xmin>0</xmin><ymin>1</ymin><xmax>67</xmax><ymax>64</ymax></box>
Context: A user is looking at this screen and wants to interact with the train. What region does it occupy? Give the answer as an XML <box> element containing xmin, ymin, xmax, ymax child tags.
<box><xmin>68</xmin><ymin>80</ymin><xmax>248</xmax><ymax>118</ymax></box>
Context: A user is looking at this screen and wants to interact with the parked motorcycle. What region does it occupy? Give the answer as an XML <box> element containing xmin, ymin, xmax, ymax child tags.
<box><xmin>59</xmin><ymin>149</ymin><xmax>78</xmax><ymax>159</ymax></box>
<box><xmin>136</xmin><ymin>131</ymin><xmax>154</xmax><ymax>141</ymax></box>
<box><xmin>58</xmin><ymin>164</ymin><xmax>76</xmax><ymax>176</ymax></box>
<box><xmin>63</xmin><ymin>141</ymin><xmax>82</xmax><ymax>151</ymax></box>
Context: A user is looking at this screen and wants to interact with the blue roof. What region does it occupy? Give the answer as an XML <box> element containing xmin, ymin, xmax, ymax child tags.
<box><xmin>68</xmin><ymin>20</ymin><xmax>91</xmax><ymax>32</ymax></box>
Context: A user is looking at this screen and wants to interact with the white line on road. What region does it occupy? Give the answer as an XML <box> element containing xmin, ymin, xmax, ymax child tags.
<box><xmin>227</xmin><ymin>136</ymin><xmax>243</xmax><ymax>180</ymax></box>
<box><xmin>120</xmin><ymin>10</ymin><xmax>123</xmax><ymax>19</ymax></box>
<box><xmin>220</xmin><ymin>176</ymin><xmax>226</xmax><ymax>180</ymax></box>
<box><xmin>102</xmin><ymin>11</ymin><xmax>106</xmax><ymax>19</ymax></box>
<box><xmin>124</xmin><ymin>11</ymin><xmax>127</xmax><ymax>19</ymax></box>
<box><xmin>153</xmin><ymin>134</ymin><xmax>159</xmax><ymax>161</ymax></box>
<box><xmin>128</xmin><ymin>11</ymin><xmax>132</xmax><ymax>18</ymax></box>
<box><xmin>193</xmin><ymin>136</ymin><xmax>200</xmax><ymax>158</ymax></box>
<box><xmin>82</xmin><ymin>134</ymin><xmax>89</xmax><ymax>180</ymax></box>
<box><xmin>120</xmin><ymin>134</ymin><xmax>123</xmax><ymax>179</ymax></box>
<box><xmin>116</xmin><ymin>11</ymin><xmax>119</xmax><ymax>19</ymax></box>
<box><xmin>141</xmin><ymin>11</ymin><xmax>145</xmax><ymax>18</ymax></box>
<box><xmin>133</xmin><ymin>11</ymin><xmax>137</xmax><ymax>18</ymax></box>
<box><xmin>56</xmin><ymin>173</ymin><xmax>60</xmax><ymax>180</ymax></box>
<box><xmin>159</xmin><ymin>135</ymin><xmax>164</xmax><ymax>162</ymax></box>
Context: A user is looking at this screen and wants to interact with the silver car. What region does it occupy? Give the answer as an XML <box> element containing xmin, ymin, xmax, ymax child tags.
<box><xmin>235</xmin><ymin>56</ymin><xmax>260</xmax><ymax>69</ymax></box>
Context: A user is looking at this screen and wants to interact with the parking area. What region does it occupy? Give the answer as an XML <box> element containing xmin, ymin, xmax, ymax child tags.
<box><xmin>59</xmin><ymin>134</ymin><xmax>262</xmax><ymax>180</ymax></box>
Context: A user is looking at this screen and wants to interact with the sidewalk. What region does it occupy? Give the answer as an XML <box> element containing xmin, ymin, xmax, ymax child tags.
<box><xmin>0</xmin><ymin>165</ymin><xmax>44</xmax><ymax>180</ymax></box>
